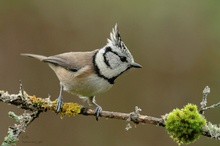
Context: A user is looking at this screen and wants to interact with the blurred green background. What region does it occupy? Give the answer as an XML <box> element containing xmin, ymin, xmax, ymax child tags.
<box><xmin>0</xmin><ymin>0</ymin><xmax>220</xmax><ymax>146</ymax></box>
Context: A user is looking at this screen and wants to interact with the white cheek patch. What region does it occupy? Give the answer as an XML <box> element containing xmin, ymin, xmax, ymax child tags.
<box><xmin>105</xmin><ymin>52</ymin><xmax>121</xmax><ymax>68</ymax></box>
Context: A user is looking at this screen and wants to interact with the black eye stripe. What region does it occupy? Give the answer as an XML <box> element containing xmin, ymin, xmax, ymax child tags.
<box><xmin>119</xmin><ymin>56</ymin><xmax>127</xmax><ymax>62</ymax></box>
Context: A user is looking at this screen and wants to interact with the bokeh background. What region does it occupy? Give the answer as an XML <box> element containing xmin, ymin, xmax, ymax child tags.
<box><xmin>0</xmin><ymin>1</ymin><xmax>220</xmax><ymax>146</ymax></box>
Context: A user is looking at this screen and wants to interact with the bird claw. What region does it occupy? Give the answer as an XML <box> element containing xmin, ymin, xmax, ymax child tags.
<box><xmin>56</xmin><ymin>94</ymin><xmax>63</xmax><ymax>113</ymax></box>
<box><xmin>56</xmin><ymin>99</ymin><xmax>63</xmax><ymax>113</ymax></box>
<box><xmin>95</xmin><ymin>106</ymin><xmax>102</xmax><ymax>121</ymax></box>
<box><xmin>56</xmin><ymin>84</ymin><xmax>63</xmax><ymax>113</ymax></box>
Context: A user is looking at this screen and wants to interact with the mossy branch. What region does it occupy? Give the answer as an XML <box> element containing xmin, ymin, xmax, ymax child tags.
<box><xmin>0</xmin><ymin>84</ymin><xmax>220</xmax><ymax>145</ymax></box>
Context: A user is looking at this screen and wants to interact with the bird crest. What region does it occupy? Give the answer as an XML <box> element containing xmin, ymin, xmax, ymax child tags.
<box><xmin>107</xmin><ymin>24</ymin><xmax>132</xmax><ymax>59</ymax></box>
<box><xmin>107</xmin><ymin>24</ymin><xmax>124</xmax><ymax>49</ymax></box>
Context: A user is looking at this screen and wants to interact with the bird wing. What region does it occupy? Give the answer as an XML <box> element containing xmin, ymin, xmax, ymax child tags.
<box><xmin>43</xmin><ymin>56</ymin><xmax>78</xmax><ymax>72</ymax></box>
<box><xmin>43</xmin><ymin>50</ymin><xmax>98</xmax><ymax>72</ymax></box>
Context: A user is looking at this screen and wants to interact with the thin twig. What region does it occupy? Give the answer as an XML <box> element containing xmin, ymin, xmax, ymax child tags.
<box><xmin>200</xmin><ymin>86</ymin><xmax>210</xmax><ymax>115</ymax></box>
<box><xmin>202</xmin><ymin>102</ymin><xmax>220</xmax><ymax>111</ymax></box>
<box><xmin>80</xmin><ymin>107</ymin><xmax>165</xmax><ymax>126</ymax></box>
<box><xmin>19</xmin><ymin>80</ymin><xmax>25</xmax><ymax>101</ymax></box>
<box><xmin>197</xmin><ymin>86</ymin><xmax>220</xmax><ymax>139</ymax></box>
<box><xmin>2</xmin><ymin>110</ymin><xmax>41</xmax><ymax>146</ymax></box>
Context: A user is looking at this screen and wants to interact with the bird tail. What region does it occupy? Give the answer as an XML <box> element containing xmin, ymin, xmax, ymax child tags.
<box><xmin>21</xmin><ymin>53</ymin><xmax>47</xmax><ymax>61</ymax></box>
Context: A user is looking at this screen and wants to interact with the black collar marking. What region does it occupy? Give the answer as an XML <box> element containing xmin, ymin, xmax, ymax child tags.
<box><xmin>93</xmin><ymin>49</ymin><xmax>115</xmax><ymax>84</ymax></box>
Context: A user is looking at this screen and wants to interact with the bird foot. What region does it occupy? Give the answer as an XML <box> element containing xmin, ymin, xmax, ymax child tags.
<box><xmin>56</xmin><ymin>96</ymin><xmax>63</xmax><ymax>113</ymax></box>
<box><xmin>95</xmin><ymin>106</ymin><xmax>102</xmax><ymax>121</ymax></box>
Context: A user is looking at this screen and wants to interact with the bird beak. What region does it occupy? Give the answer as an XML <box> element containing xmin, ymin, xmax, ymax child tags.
<box><xmin>131</xmin><ymin>62</ymin><xmax>142</xmax><ymax>68</ymax></box>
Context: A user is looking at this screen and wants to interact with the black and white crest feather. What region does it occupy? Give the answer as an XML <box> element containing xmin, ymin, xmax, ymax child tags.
<box><xmin>107</xmin><ymin>24</ymin><xmax>132</xmax><ymax>57</ymax></box>
<box><xmin>107</xmin><ymin>24</ymin><xmax>123</xmax><ymax>48</ymax></box>
<box><xmin>107</xmin><ymin>24</ymin><xmax>130</xmax><ymax>51</ymax></box>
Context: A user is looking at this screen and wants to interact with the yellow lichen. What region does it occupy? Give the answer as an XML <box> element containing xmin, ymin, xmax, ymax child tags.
<box><xmin>29</xmin><ymin>95</ymin><xmax>39</xmax><ymax>102</ymax></box>
<box><xmin>29</xmin><ymin>96</ymin><xmax>81</xmax><ymax>118</ymax></box>
<box><xmin>29</xmin><ymin>95</ymin><xmax>52</xmax><ymax>110</ymax></box>
<box><xmin>59</xmin><ymin>102</ymin><xmax>81</xmax><ymax>118</ymax></box>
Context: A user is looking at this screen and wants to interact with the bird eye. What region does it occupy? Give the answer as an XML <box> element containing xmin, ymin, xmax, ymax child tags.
<box><xmin>120</xmin><ymin>56</ymin><xmax>127</xmax><ymax>62</ymax></box>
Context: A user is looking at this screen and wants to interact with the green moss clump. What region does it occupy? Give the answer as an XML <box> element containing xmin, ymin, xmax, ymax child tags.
<box><xmin>165</xmin><ymin>103</ymin><xmax>206</xmax><ymax>145</ymax></box>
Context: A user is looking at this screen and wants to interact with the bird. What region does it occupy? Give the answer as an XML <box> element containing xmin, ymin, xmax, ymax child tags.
<box><xmin>21</xmin><ymin>24</ymin><xmax>142</xmax><ymax>120</ymax></box>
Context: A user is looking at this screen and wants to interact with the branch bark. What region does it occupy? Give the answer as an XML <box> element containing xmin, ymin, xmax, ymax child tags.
<box><xmin>0</xmin><ymin>85</ymin><xmax>220</xmax><ymax>145</ymax></box>
<box><xmin>80</xmin><ymin>107</ymin><xmax>165</xmax><ymax>126</ymax></box>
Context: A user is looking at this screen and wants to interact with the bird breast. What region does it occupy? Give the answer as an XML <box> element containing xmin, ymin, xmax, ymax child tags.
<box><xmin>49</xmin><ymin>64</ymin><xmax>113</xmax><ymax>97</ymax></box>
